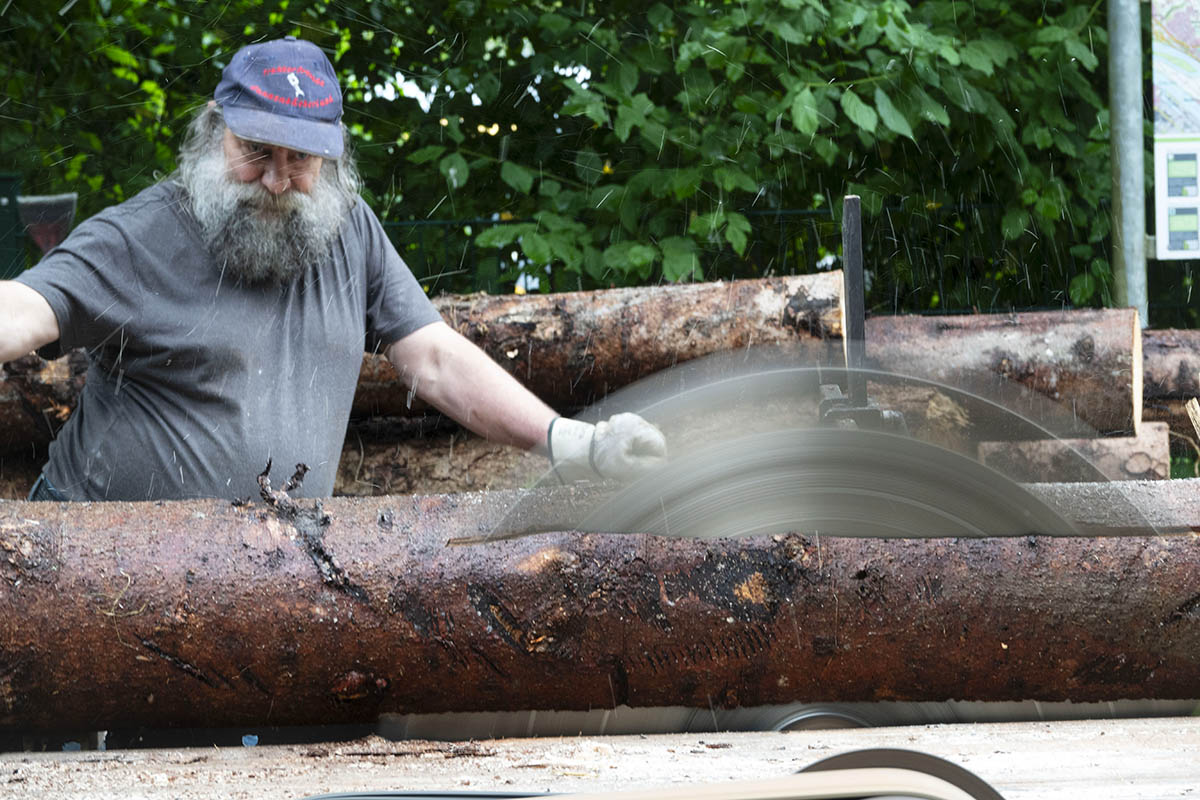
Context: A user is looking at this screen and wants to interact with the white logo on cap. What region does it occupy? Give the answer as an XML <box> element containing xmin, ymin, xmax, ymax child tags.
<box><xmin>287</xmin><ymin>73</ymin><xmax>305</xmax><ymax>98</ymax></box>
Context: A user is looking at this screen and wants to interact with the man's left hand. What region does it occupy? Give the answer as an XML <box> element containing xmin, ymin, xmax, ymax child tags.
<box><xmin>548</xmin><ymin>413</ymin><xmax>667</xmax><ymax>484</ymax></box>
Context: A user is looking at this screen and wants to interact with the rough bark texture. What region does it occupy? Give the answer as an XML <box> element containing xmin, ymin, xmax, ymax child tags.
<box><xmin>1143</xmin><ymin>329</ymin><xmax>1200</xmax><ymax>399</ymax></box>
<box><xmin>0</xmin><ymin>275</ymin><xmax>842</xmax><ymax>456</ymax></box>
<box><xmin>864</xmin><ymin>309</ymin><xmax>1141</xmax><ymax>437</ymax></box>
<box><xmin>978</xmin><ymin>422</ymin><xmax>1172</xmax><ymax>482</ymax></box>
<box><xmin>1142</xmin><ymin>329</ymin><xmax>1200</xmax><ymax>445</ymax></box>
<box><xmin>1</xmin><ymin>480</ymin><xmax>1197</xmax><ymax>732</ymax></box>
<box><xmin>356</xmin><ymin>273</ymin><xmax>843</xmax><ymax>417</ymax></box>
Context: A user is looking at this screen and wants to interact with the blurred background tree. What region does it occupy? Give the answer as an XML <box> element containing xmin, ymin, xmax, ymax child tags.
<box><xmin>1</xmin><ymin>0</ymin><xmax>1192</xmax><ymax>325</ymax></box>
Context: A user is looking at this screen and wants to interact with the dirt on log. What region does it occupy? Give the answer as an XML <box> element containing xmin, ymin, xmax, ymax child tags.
<box><xmin>1</xmin><ymin>481</ymin><xmax>1198</xmax><ymax>732</ymax></box>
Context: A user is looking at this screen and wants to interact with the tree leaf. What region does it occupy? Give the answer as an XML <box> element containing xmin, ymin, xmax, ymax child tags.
<box><xmin>538</xmin><ymin>12</ymin><xmax>571</xmax><ymax>37</ymax></box>
<box><xmin>439</xmin><ymin>153</ymin><xmax>470</xmax><ymax>190</ymax></box>
<box><xmin>477</xmin><ymin>223</ymin><xmax>534</xmax><ymax>249</ymax></box>
<box><xmin>501</xmin><ymin>161</ymin><xmax>534</xmax><ymax>194</ymax></box>
<box><xmin>660</xmin><ymin>236</ymin><xmax>701</xmax><ymax>281</ymax></box>
<box><xmin>724</xmin><ymin>211</ymin><xmax>752</xmax><ymax>255</ymax></box>
<box><xmin>1064</xmin><ymin>37</ymin><xmax>1099</xmax><ymax>71</ymax></box>
<box><xmin>547</xmin><ymin>231</ymin><xmax>582</xmax><ymax>270</ymax></box>
<box><xmin>1001</xmin><ymin>207</ymin><xmax>1029</xmax><ymax>241</ymax></box>
<box><xmin>908</xmin><ymin>85</ymin><xmax>949</xmax><ymax>126</ymax></box>
<box><xmin>671</xmin><ymin>167</ymin><xmax>702</xmax><ymax>200</ymax></box>
<box><xmin>521</xmin><ymin>231</ymin><xmax>553</xmax><ymax>265</ymax></box>
<box><xmin>873</xmin><ymin>88</ymin><xmax>914</xmax><ymax>140</ymax></box>
<box><xmin>1035</xmin><ymin>26</ymin><xmax>1072</xmax><ymax>44</ymax></box>
<box><xmin>713</xmin><ymin>166</ymin><xmax>759</xmax><ymax>193</ymax></box>
<box><xmin>791</xmin><ymin>87</ymin><xmax>820</xmax><ymax>136</ymax></box>
<box><xmin>1068</xmin><ymin>272</ymin><xmax>1097</xmax><ymax>306</ymax></box>
<box><xmin>776</xmin><ymin>21</ymin><xmax>806</xmax><ymax>44</ymax></box>
<box><xmin>407</xmin><ymin>145</ymin><xmax>446</xmax><ymax>165</ymax></box>
<box><xmin>840</xmin><ymin>89</ymin><xmax>877</xmax><ymax>134</ymax></box>
<box><xmin>960</xmin><ymin>41</ymin><xmax>995</xmax><ymax>76</ymax></box>
<box><xmin>603</xmin><ymin>241</ymin><xmax>658</xmax><ymax>278</ymax></box>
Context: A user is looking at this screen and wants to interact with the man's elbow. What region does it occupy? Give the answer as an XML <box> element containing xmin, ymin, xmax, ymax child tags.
<box><xmin>0</xmin><ymin>281</ymin><xmax>60</xmax><ymax>363</ymax></box>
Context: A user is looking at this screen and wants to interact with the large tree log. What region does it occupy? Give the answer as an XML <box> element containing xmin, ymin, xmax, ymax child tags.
<box><xmin>0</xmin><ymin>274</ymin><xmax>842</xmax><ymax>455</ymax></box>
<box><xmin>1143</xmin><ymin>329</ymin><xmax>1200</xmax><ymax>398</ymax></box>
<box><xmin>1</xmin><ymin>480</ymin><xmax>1197</xmax><ymax>732</ymax></box>
<box><xmin>1142</xmin><ymin>329</ymin><xmax>1200</xmax><ymax>445</ymax></box>
<box><xmin>359</xmin><ymin>273</ymin><xmax>843</xmax><ymax>416</ymax></box>
<box><xmin>3</xmin><ymin>287</ymin><xmax>1193</xmax><ymax>459</ymax></box>
<box><xmin>864</xmin><ymin>309</ymin><xmax>1141</xmax><ymax>438</ymax></box>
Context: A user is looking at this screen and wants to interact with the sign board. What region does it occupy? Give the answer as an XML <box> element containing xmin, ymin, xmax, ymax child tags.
<box><xmin>1152</xmin><ymin>0</ymin><xmax>1200</xmax><ymax>259</ymax></box>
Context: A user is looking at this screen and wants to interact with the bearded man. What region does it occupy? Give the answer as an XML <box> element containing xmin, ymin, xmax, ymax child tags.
<box><xmin>0</xmin><ymin>36</ymin><xmax>665</xmax><ymax>501</ymax></box>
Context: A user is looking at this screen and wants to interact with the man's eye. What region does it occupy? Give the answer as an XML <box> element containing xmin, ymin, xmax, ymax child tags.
<box><xmin>290</xmin><ymin>152</ymin><xmax>309</xmax><ymax>162</ymax></box>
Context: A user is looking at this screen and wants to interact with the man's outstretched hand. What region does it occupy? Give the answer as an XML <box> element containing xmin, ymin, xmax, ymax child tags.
<box><xmin>548</xmin><ymin>413</ymin><xmax>667</xmax><ymax>484</ymax></box>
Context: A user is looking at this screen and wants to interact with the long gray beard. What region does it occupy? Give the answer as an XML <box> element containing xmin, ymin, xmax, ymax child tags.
<box><xmin>177</xmin><ymin>147</ymin><xmax>350</xmax><ymax>286</ymax></box>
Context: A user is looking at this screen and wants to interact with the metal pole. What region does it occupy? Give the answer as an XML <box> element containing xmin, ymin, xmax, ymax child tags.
<box><xmin>1109</xmin><ymin>0</ymin><xmax>1149</xmax><ymax>326</ymax></box>
<box><xmin>841</xmin><ymin>195</ymin><xmax>866</xmax><ymax>405</ymax></box>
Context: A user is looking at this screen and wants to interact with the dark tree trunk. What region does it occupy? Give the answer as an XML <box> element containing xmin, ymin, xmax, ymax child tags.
<box><xmin>1</xmin><ymin>480</ymin><xmax>1197</xmax><ymax>732</ymax></box>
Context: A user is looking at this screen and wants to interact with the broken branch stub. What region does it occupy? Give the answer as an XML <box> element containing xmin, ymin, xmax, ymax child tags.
<box><xmin>1</xmin><ymin>482</ymin><xmax>1198</xmax><ymax>732</ymax></box>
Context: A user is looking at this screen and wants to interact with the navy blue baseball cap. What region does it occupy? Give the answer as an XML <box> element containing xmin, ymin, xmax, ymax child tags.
<box><xmin>214</xmin><ymin>36</ymin><xmax>344</xmax><ymax>158</ymax></box>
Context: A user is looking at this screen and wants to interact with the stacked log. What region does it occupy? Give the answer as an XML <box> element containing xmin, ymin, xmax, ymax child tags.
<box><xmin>1142</xmin><ymin>329</ymin><xmax>1200</xmax><ymax>445</ymax></box>
<box><xmin>0</xmin><ymin>480</ymin><xmax>1197</xmax><ymax>732</ymax></box>
<box><xmin>863</xmin><ymin>309</ymin><xmax>1142</xmax><ymax>439</ymax></box>
<box><xmin>2</xmin><ymin>273</ymin><xmax>1194</xmax><ymax>497</ymax></box>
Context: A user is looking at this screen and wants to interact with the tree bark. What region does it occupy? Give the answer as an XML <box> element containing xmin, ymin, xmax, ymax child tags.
<box><xmin>5</xmin><ymin>288</ymin><xmax>1196</xmax><ymax>458</ymax></box>
<box><xmin>1142</xmin><ymin>329</ymin><xmax>1200</xmax><ymax>445</ymax></box>
<box><xmin>1</xmin><ymin>480</ymin><xmax>1197</xmax><ymax>732</ymax></box>
<box><xmin>0</xmin><ymin>274</ymin><xmax>842</xmax><ymax>455</ymax></box>
<box><xmin>1143</xmin><ymin>329</ymin><xmax>1200</xmax><ymax>399</ymax></box>
<box><xmin>356</xmin><ymin>272</ymin><xmax>843</xmax><ymax>416</ymax></box>
<box><xmin>863</xmin><ymin>309</ymin><xmax>1141</xmax><ymax>438</ymax></box>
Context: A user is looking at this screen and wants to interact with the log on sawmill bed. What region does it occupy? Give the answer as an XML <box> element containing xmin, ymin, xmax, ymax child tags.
<box><xmin>1</xmin><ymin>479</ymin><xmax>1197</xmax><ymax>732</ymax></box>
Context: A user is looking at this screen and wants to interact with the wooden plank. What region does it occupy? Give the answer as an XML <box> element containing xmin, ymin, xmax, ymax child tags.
<box><xmin>0</xmin><ymin>718</ymin><xmax>1197</xmax><ymax>800</ymax></box>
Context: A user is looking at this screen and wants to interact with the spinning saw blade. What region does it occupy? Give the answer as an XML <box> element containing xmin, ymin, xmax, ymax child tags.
<box><xmin>575</xmin><ymin>427</ymin><xmax>1077</xmax><ymax>540</ymax></box>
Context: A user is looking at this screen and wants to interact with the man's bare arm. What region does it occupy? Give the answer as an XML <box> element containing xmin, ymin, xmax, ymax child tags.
<box><xmin>386</xmin><ymin>321</ymin><xmax>556</xmax><ymax>454</ymax></box>
<box><xmin>0</xmin><ymin>281</ymin><xmax>59</xmax><ymax>363</ymax></box>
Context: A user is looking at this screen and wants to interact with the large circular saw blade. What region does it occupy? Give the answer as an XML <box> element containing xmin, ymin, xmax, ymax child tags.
<box><xmin>578</xmin><ymin>427</ymin><xmax>1077</xmax><ymax>540</ymax></box>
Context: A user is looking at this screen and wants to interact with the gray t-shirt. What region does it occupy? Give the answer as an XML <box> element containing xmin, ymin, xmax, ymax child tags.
<box><xmin>16</xmin><ymin>181</ymin><xmax>441</xmax><ymax>501</ymax></box>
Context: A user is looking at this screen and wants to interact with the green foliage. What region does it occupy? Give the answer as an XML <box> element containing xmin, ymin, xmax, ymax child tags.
<box><xmin>3</xmin><ymin>0</ymin><xmax>1121</xmax><ymax>308</ymax></box>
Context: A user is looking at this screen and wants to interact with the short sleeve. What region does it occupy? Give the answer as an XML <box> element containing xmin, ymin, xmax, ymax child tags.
<box><xmin>354</xmin><ymin>200</ymin><xmax>443</xmax><ymax>351</ymax></box>
<box><xmin>14</xmin><ymin>216</ymin><xmax>143</xmax><ymax>360</ymax></box>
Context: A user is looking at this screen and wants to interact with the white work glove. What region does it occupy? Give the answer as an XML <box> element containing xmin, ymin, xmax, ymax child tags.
<box><xmin>548</xmin><ymin>413</ymin><xmax>668</xmax><ymax>484</ymax></box>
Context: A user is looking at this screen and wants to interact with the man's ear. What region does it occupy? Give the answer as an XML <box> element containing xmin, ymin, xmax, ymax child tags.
<box><xmin>207</xmin><ymin>99</ymin><xmax>216</xmax><ymax>109</ymax></box>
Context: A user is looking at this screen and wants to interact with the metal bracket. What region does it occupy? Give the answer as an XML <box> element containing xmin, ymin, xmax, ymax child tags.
<box><xmin>819</xmin><ymin>195</ymin><xmax>907</xmax><ymax>434</ymax></box>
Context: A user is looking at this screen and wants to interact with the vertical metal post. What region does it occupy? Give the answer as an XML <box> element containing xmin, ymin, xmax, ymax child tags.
<box><xmin>1109</xmin><ymin>0</ymin><xmax>1149</xmax><ymax>326</ymax></box>
<box><xmin>841</xmin><ymin>195</ymin><xmax>866</xmax><ymax>406</ymax></box>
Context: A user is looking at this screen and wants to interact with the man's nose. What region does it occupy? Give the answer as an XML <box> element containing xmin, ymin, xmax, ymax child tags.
<box><xmin>260</xmin><ymin>150</ymin><xmax>292</xmax><ymax>194</ymax></box>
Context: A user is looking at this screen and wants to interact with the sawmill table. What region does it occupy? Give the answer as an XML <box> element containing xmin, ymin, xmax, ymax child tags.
<box><xmin>1</xmin><ymin>717</ymin><xmax>1197</xmax><ymax>799</ymax></box>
